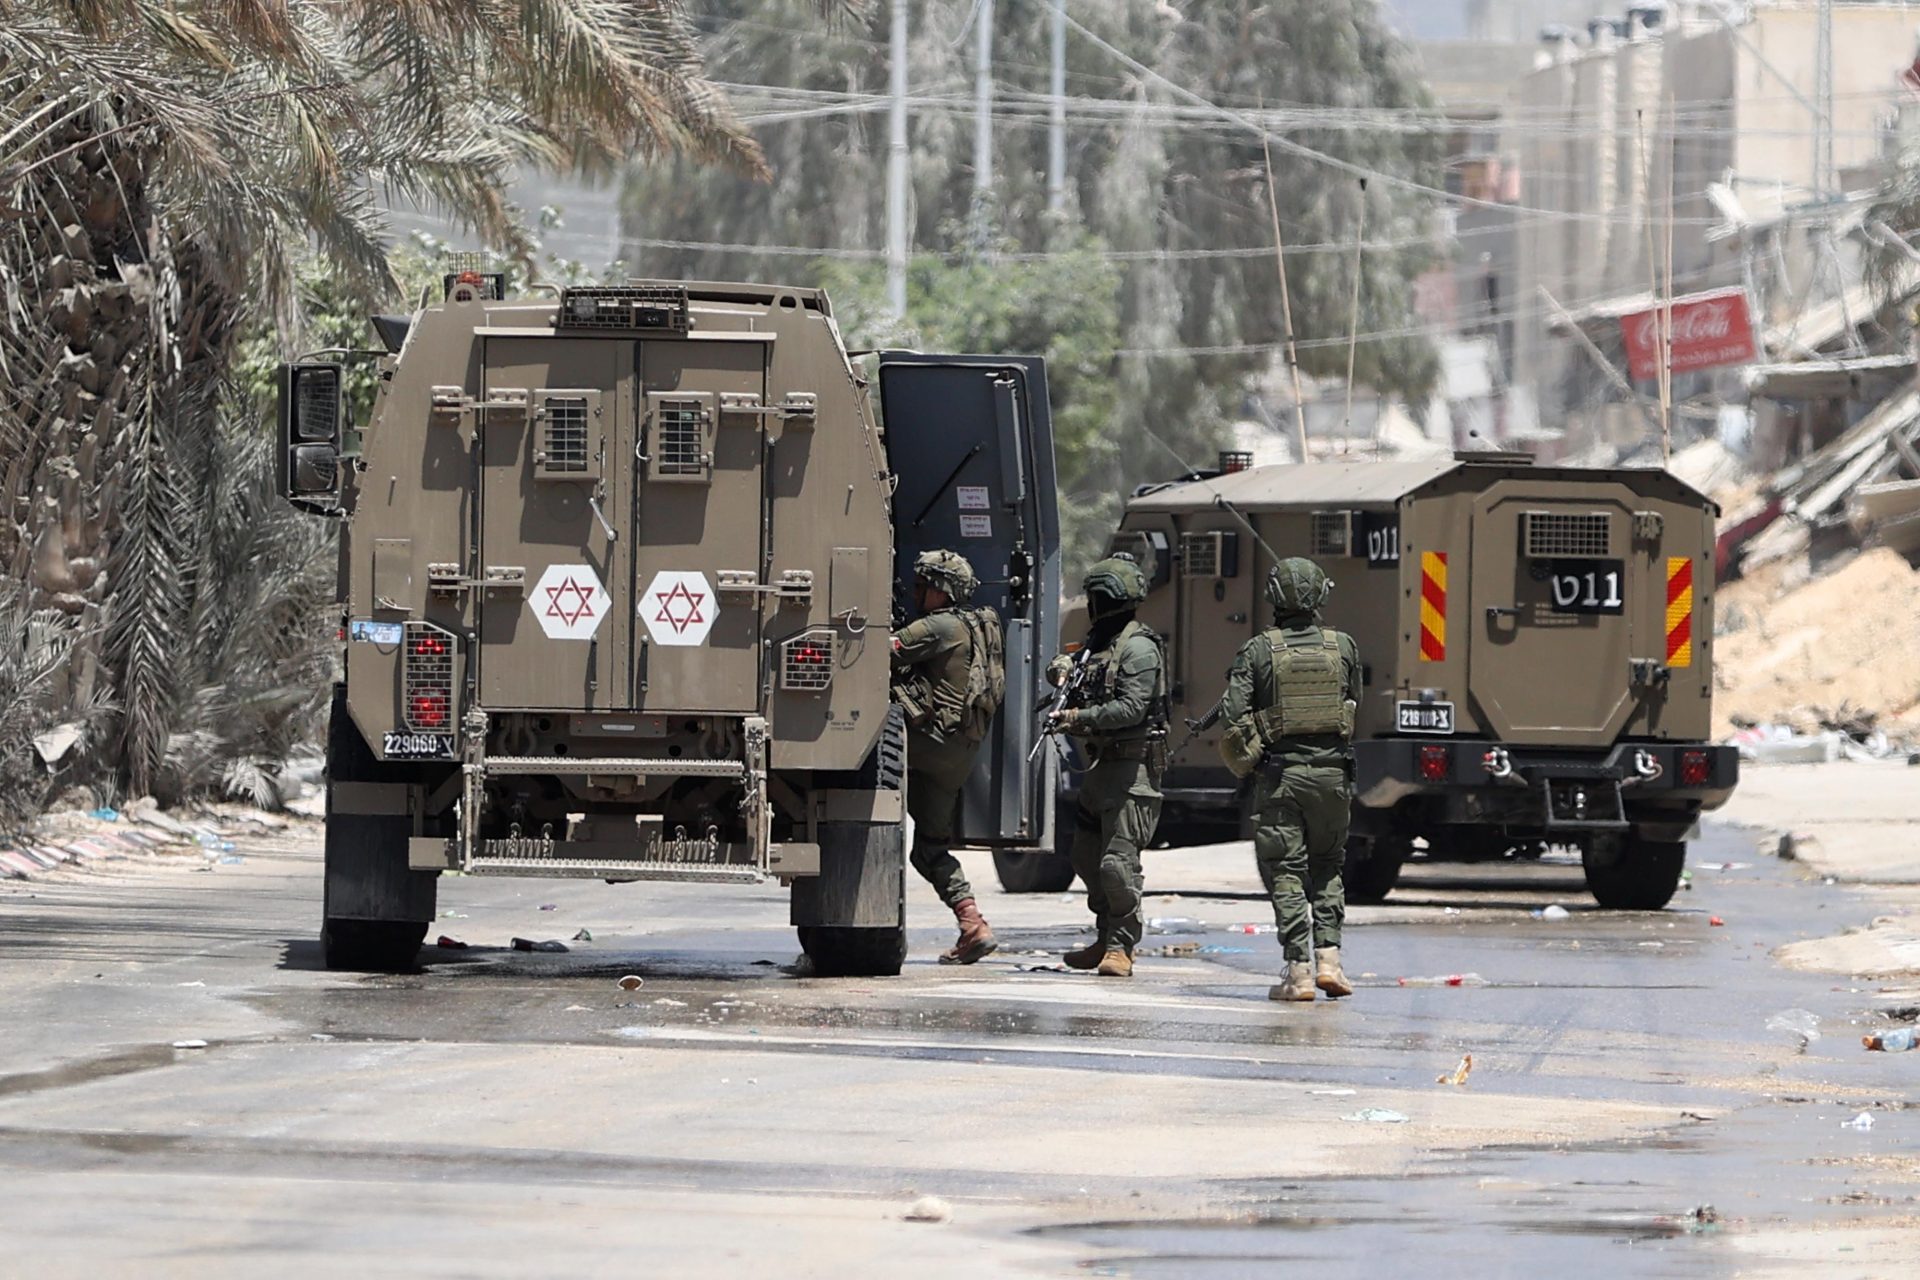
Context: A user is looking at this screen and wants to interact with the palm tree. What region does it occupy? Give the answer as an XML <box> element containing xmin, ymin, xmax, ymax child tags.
<box><xmin>0</xmin><ymin>0</ymin><xmax>790</xmax><ymax>809</ymax></box>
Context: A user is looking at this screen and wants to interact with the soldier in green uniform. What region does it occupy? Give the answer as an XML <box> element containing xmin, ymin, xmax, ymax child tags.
<box><xmin>1220</xmin><ymin>558</ymin><xmax>1362</xmax><ymax>1002</ymax></box>
<box><xmin>1045</xmin><ymin>554</ymin><xmax>1167</xmax><ymax>978</ymax></box>
<box><xmin>891</xmin><ymin>549</ymin><xmax>1003</xmax><ymax>964</ymax></box>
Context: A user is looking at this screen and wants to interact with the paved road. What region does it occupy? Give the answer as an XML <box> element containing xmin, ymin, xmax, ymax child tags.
<box><xmin>1</xmin><ymin>823</ymin><xmax>1914</xmax><ymax>1276</ymax></box>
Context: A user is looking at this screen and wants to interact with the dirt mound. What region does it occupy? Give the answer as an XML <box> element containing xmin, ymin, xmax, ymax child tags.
<box><xmin>1714</xmin><ymin>548</ymin><xmax>1920</xmax><ymax>738</ymax></box>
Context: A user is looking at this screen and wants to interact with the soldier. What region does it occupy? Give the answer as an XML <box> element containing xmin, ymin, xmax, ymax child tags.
<box><xmin>1219</xmin><ymin>558</ymin><xmax>1361</xmax><ymax>1002</ymax></box>
<box><xmin>1045</xmin><ymin>553</ymin><xmax>1168</xmax><ymax>978</ymax></box>
<box><xmin>891</xmin><ymin>549</ymin><xmax>1005</xmax><ymax>965</ymax></box>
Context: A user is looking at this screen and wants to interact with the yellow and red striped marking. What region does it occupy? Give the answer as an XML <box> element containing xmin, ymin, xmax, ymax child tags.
<box><xmin>1665</xmin><ymin>556</ymin><xmax>1694</xmax><ymax>668</ymax></box>
<box><xmin>1419</xmin><ymin>551</ymin><xmax>1447</xmax><ymax>662</ymax></box>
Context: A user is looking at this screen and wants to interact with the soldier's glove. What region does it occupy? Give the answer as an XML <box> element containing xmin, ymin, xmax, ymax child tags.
<box><xmin>1046</xmin><ymin>708</ymin><xmax>1074</xmax><ymax>732</ymax></box>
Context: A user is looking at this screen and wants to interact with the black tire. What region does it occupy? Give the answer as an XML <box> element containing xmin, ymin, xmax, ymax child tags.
<box><xmin>994</xmin><ymin>847</ymin><xmax>1076</xmax><ymax>894</ymax></box>
<box><xmin>799</xmin><ymin>923</ymin><xmax>907</xmax><ymax>977</ymax></box>
<box><xmin>323</xmin><ymin>918</ymin><xmax>428</xmax><ymax>972</ymax></box>
<box><xmin>322</xmin><ymin>685</ymin><xmax>435</xmax><ymax>972</ymax></box>
<box><xmin>1582</xmin><ymin>835</ymin><xmax>1686</xmax><ymax>910</ymax></box>
<box><xmin>856</xmin><ymin>704</ymin><xmax>907</xmax><ymax>791</ymax></box>
<box><xmin>1344</xmin><ymin>836</ymin><xmax>1406</xmax><ymax>904</ymax></box>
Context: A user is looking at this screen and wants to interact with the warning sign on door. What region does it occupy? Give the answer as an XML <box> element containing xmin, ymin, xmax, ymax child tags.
<box><xmin>958</xmin><ymin>513</ymin><xmax>993</xmax><ymax>539</ymax></box>
<box><xmin>956</xmin><ymin>485</ymin><xmax>991</xmax><ymax>510</ymax></box>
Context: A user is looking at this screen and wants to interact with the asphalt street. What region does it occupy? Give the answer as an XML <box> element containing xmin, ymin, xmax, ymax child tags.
<box><xmin>1</xmin><ymin>822</ymin><xmax>1914</xmax><ymax>1277</ymax></box>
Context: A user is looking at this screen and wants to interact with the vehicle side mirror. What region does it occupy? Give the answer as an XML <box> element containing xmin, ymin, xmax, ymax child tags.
<box><xmin>278</xmin><ymin>361</ymin><xmax>345</xmax><ymax>502</ymax></box>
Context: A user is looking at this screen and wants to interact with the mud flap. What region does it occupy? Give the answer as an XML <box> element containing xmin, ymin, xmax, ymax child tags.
<box><xmin>789</xmin><ymin>820</ymin><xmax>904</xmax><ymax>928</ymax></box>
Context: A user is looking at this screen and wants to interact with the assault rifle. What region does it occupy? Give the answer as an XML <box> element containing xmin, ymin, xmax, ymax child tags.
<box><xmin>1171</xmin><ymin>695</ymin><xmax>1226</xmax><ymax>758</ymax></box>
<box><xmin>1026</xmin><ymin>646</ymin><xmax>1096</xmax><ymax>763</ymax></box>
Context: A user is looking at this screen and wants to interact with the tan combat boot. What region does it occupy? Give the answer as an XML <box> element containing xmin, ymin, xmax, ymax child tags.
<box><xmin>1269</xmin><ymin>961</ymin><xmax>1317</xmax><ymax>1002</ymax></box>
<box><xmin>940</xmin><ymin>899</ymin><xmax>998</xmax><ymax>965</ymax></box>
<box><xmin>1063</xmin><ymin>938</ymin><xmax>1107</xmax><ymax>970</ymax></box>
<box><xmin>1315</xmin><ymin>947</ymin><xmax>1353</xmax><ymax>998</ymax></box>
<box><xmin>1096</xmin><ymin>948</ymin><xmax>1134</xmax><ymax>977</ymax></box>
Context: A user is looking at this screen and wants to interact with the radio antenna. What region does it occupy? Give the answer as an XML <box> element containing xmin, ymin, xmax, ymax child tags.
<box><xmin>1138</xmin><ymin>424</ymin><xmax>1284</xmax><ymax>567</ymax></box>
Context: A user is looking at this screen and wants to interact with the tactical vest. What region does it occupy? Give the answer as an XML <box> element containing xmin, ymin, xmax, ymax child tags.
<box><xmin>1219</xmin><ymin>627</ymin><xmax>1353</xmax><ymax>778</ymax></box>
<box><xmin>1071</xmin><ymin>620</ymin><xmax>1169</xmax><ymax>746</ymax></box>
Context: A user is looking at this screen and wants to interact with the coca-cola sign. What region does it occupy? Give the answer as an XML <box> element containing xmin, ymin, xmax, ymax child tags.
<box><xmin>1620</xmin><ymin>287</ymin><xmax>1757</xmax><ymax>381</ymax></box>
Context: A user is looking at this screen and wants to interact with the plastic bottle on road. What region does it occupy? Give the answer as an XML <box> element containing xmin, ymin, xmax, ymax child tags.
<box><xmin>1864</xmin><ymin>1026</ymin><xmax>1920</xmax><ymax>1052</ymax></box>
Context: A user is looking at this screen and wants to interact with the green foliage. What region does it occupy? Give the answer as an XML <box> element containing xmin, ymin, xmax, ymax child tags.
<box><xmin>625</xmin><ymin>0</ymin><xmax>1444</xmax><ymax>572</ymax></box>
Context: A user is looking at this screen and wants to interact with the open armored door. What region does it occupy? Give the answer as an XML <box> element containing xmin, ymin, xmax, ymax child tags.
<box><xmin>877</xmin><ymin>353</ymin><xmax>1060</xmax><ymax>848</ymax></box>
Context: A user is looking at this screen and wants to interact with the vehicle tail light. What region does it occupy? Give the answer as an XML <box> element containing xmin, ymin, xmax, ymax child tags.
<box><xmin>781</xmin><ymin>629</ymin><xmax>835</xmax><ymax>692</ymax></box>
<box><xmin>1417</xmin><ymin>744</ymin><xmax>1451</xmax><ymax>782</ymax></box>
<box><xmin>403</xmin><ymin>622</ymin><xmax>457</xmax><ymax>731</ymax></box>
<box><xmin>1679</xmin><ymin>749</ymin><xmax>1711</xmax><ymax>787</ymax></box>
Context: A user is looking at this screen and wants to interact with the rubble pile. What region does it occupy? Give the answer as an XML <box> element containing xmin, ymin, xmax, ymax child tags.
<box><xmin>1714</xmin><ymin>548</ymin><xmax>1920</xmax><ymax>742</ymax></box>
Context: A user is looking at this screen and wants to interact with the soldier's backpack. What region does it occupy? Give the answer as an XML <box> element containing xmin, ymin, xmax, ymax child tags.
<box><xmin>958</xmin><ymin>606</ymin><xmax>1007</xmax><ymax>744</ymax></box>
<box><xmin>1218</xmin><ymin>628</ymin><xmax>1353</xmax><ymax>778</ymax></box>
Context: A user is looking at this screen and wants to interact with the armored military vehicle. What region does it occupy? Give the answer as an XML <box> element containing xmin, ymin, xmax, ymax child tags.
<box><xmin>277</xmin><ymin>276</ymin><xmax>1059</xmax><ymax>973</ymax></box>
<box><xmin>1024</xmin><ymin>451</ymin><xmax>1737</xmax><ymax>909</ymax></box>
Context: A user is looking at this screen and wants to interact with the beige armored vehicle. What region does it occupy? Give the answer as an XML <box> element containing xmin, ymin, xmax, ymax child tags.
<box><xmin>277</xmin><ymin>276</ymin><xmax>1060</xmax><ymax>972</ymax></box>
<box><xmin>1024</xmin><ymin>451</ymin><xmax>1737</xmax><ymax>909</ymax></box>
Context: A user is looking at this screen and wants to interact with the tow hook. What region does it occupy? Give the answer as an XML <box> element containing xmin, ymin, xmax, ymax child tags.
<box><xmin>1482</xmin><ymin>746</ymin><xmax>1514</xmax><ymax>780</ymax></box>
<box><xmin>1631</xmin><ymin>749</ymin><xmax>1663</xmax><ymax>783</ymax></box>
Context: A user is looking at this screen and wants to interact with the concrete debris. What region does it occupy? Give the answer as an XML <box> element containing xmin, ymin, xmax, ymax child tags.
<box><xmin>1343</xmin><ymin>1108</ymin><xmax>1410</xmax><ymax>1124</ymax></box>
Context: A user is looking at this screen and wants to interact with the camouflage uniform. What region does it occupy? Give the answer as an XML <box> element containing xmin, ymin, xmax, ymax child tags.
<box><xmin>891</xmin><ymin>549</ymin><xmax>1000</xmax><ymax>964</ymax></box>
<box><xmin>1048</xmin><ymin>556</ymin><xmax>1167</xmax><ymax>972</ymax></box>
<box><xmin>1221</xmin><ymin>558</ymin><xmax>1361</xmax><ymax>1000</ymax></box>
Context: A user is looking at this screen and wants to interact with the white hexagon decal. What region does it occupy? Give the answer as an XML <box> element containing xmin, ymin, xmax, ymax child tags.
<box><xmin>530</xmin><ymin>563</ymin><xmax>611</xmax><ymax>640</ymax></box>
<box><xmin>640</xmin><ymin>570</ymin><xmax>716</xmax><ymax>646</ymax></box>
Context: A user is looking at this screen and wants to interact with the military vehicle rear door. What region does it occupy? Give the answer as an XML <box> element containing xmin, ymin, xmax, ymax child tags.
<box><xmin>878</xmin><ymin>353</ymin><xmax>1059</xmax><ymax>847</ymax></box>
<box><xmin>1467</xmin><ymin>479</ymin><xmax>1645</xmax><ymax>745</ymax></box>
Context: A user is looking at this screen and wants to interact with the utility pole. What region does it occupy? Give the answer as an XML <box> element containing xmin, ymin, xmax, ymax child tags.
<box><xmin>886</xmin><ymin>0</ymin><xmax>908</xmax><ymax>317</ymax></box>
<box><xmin>972</xmin><ymin>0</ymin><xmax>995</xmax><ymax>245</ymax></box>
<box><xmin>1814</xmin><ymin>0</ymin><xmax>1834</xmax><ymax>198</ymax></box>
<box><xmin>1048</xmin><ymin>0</ymin><xmax>1066</xmax><ymax>215</ymax></box>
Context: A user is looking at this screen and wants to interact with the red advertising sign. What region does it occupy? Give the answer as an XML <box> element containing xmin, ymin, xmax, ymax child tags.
<box><xmin>1620</xmin><ymin>287</ymin><xmax>1757</xmax><ymax>381</ymax></box>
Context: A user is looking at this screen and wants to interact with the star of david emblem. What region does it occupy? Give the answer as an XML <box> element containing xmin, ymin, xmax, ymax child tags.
<box><xmin>527</xmin><ymin>564</ymin><xmax>610</xmax><ymax>640</ymax></box>
<box><xmin>544</xmin><ymin>576</ymin><xmax>599</xmax><ymax>626</ymax></box>
<box><xmin>652</xmin><ymin>580</ymin><xmax>706</xmax><ymax>634</ymax></box>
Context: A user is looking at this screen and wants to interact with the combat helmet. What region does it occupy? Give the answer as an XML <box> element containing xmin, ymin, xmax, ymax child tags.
<box><xmin>1266</xmin><ymin>557</ymin><xmax>1331</xmax><ymax>620</ymax></box>
<box><xmin>1083</xmin><ymin>552</ymin><xmax>1149</xmax><ymax>620</ymax></box>
<box><xmin>913</xmin><ymin>548</ymin><xmax>979</xmax><ymax>602</ymax></box>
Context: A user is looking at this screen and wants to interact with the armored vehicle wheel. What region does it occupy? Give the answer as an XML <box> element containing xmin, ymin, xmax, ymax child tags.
<box><xmin>1344</xmin><ymin>836</ymin><xmax>1407</xmax><ymax>904</ymax></box>
<box><xmin>320</xmin><ymin>686</ymin><xmax>436</xmax><ymax>972</ymax></box>
<box><xmin>1582</xmin><ymin>835</ymin><xmax>1686</xmax><ymax>910</ymax></box>
<box><xmin>994</xmin><ymin>847</ymin><xmax>1076</xmax><ymax>894</ymax></box>
<box><xmin>799</xmin><ymin>922</ymin><xmax>908</xmax><ymax>977</ymax></box>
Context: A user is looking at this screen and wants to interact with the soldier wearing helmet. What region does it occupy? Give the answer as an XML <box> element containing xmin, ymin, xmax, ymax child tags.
<box><xmin>890</xmin><ymin>548</ymin><xmax>1005</xmax><ymax>964</ymax></box>
<box><xmin>1220</xmin><ymin>558</ymin><xmax>1362</xmax><ymax>1002</ymax></box>
<box><xmin>1043</xmin><ymin>552</ymin><xmax>1168</xmax><ymax>977</ymax></box>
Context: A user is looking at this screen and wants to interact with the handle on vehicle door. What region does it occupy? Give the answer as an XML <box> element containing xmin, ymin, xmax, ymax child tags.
<box><xmin>1485</xmin><ymin>605</ymin><xmax>1520</xmax><ymax>620</ymax></box>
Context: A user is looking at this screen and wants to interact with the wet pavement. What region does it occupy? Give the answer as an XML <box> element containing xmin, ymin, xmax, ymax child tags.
<box><xmin>1</xmin><ymin>822</ymin><xmax>1916</xmax><ymax>1275</ymax></box>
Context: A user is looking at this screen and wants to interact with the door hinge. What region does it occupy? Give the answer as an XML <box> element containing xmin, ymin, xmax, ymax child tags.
<box><xmin>1629</xmin><ymin>658</ymin><xmax>1670</xmax><ymax>687</ymax></box>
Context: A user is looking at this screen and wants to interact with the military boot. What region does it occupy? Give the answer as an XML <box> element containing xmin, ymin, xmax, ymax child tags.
<box><xmin>1096</xmin><ymin>948</ymin><xmax>1134</xmax><ymax>978</ymax></box>
<box><xmin>1063</xmin><ymin>937</ymin><xmax>1108</xmax><ymax>970</ymax></box>
<box><xmin>939</xmin><ymin>899</ymin><xmax>998</xmax><ymax>966</ymax></box>
<box><xmin>1268</xmin><ymin>962</ymin><xmax>1317</xmax><ymax>1002</ymax></box>
<box><xmin>1315</xmin><ymin>946</ymin><xmax>1353</xmax><ymax>998</ymax></box>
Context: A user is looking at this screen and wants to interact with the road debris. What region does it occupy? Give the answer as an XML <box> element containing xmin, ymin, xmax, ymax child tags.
<box><xmin>653</xmin><ymin>997</ymin><xmax>688</xmax><ymax>1008</ymax></box>
<box><xmin>539</xmin><ymin>903</ymin><xmax>557</xmax><ymax>911</ymax></box>
<box><xmin>435</xmin><ymin>935</ymin><xmax>469</xmax><ymax>949</ymax></box>
<box><xmin>1709</xmin><ymin>916</ymin><xmax>1726</xmax><ymax>927</ymax></box>
<box><xmin>1343</xmin><ymin>1108</ymin><xmax>1409</xmax><ymax>1124</ymax></box>
<box><xmin>1765</xmin><ymin>1009</ymin><xmax>1821</xmax><ymax>1048</ymax></box>
<box><xmin>1535</xmin><ymin>905</ymin><xmax>1571</xmax><ymax>921</ymax></box>
<box><xmin>511</xmin><ymin>937</ymin><xmax>568</xmax><ymax>953</ymax></box>
<box><xmin>1309</xmin><ymin>1088</ymin><xmax>1357</xmax><ymax>1097</ymax></box>
<box><xmin>171</xmin><ymin>1039</ymin><xmax>208</xmax><ymax>1050</ymax></box>
<box><xmin>1864</xmin><ymin>1026</ymin><xmax>1920</xmax><ymax>1052</ymax></box>
<box><xmin>904</xmin><ymin>1195</ymin><xmax>953</xmax><ymax>1224</ymax></box>
<box><xmin>1398</xmin><ymin>973</ymin><xmax>1488</xmax><ymax>988</ymax></box>
<box><xmin>1842</xmin><ymin>1111</ymin><xmax>1876</xmax><ymax>1131</ymax></box>
<box><xmin>1146</xmin><ymin>917</ymin><xmax>1206</xmax><ymax>935</ymax></box>
<box><xmin>617</xmin><ymin>974</ymin><xmax>645</xmax><ymax>990</ymax></box>
<box><xmin>1436</xmin><ymin>1053</ymin><xmax>1474</xmax><ymax>1087</ymax></box>
<box><xmin>572</xmin><ymin>928</ymin><xmax>593</xmax><ymax>942</ymax></box>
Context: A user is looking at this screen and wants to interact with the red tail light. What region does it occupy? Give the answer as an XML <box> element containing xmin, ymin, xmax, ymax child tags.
<box><xmin>1679</xmin><ymin>750</ymin><xmax>1711</xmax><ymax>787</ymax></box>
<box><xmin>409</xmin><ymin>692</ymin><xmax>450</xmax><ymax>729</ymax></box>
<box><xmin>402</xmin><ymin>622</ymin><xmax>456</xmax><ymax>732</ymax></box>
<box><xmin>1417</xmin><ymin>744</ymin><xmax>1451</xmax><ymax>782</ymax></box>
